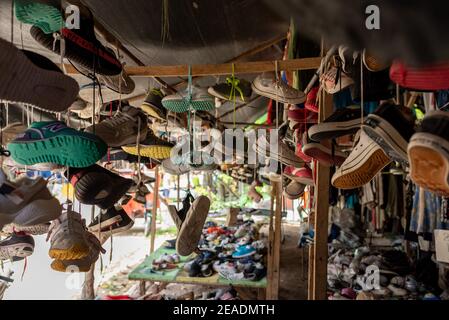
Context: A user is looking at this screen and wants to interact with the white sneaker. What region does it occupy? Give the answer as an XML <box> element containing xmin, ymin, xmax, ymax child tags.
<box><xmin>0</xmin><ymin>169</ymin><xmax>62</xmax><ymax>229</ymax></box>
<box><xmin>85</xmin><ymin>106</ymin><xmax>148</xmax><ymax>147</ymax></box>
<box><xmin>252</xmin><ymin>72</ymin><xmax>305</xmax><ymax>104</ymax></box>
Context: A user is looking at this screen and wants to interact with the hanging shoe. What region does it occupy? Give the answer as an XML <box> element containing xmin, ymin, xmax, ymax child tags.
<box><xmin>302</xmin><ymin>141</ymin><xmax>347</xmax><ymax>166</ymax></box>
<box><xmin>252</xmin><ymin>72</ymin><xmax>305</xmax><ymax>104</ymax></box>
<box><xmin>320</xmin><ymin>66</ymin><xmax>354</xmax><ymax>94</ymax></box>
<box><xmin>0</xmin><ymin>232</ymin><xmax>35</xmax><ymax>261</ymax></box>
<box><xmin>85</xmin><ymin>106</ymin><xmax>148</xmax><ymax>148</ymax></box>
<box><xmin>0</xmin><ymin>169</ymin><xmax>62</xmax><ymax>230</ymax></box>
<box><xmin>248</xmin><ymin>180</ymin><xmax>263</xmax><ymax>203</ymax></box>
<box><xmin>2</xmin><ymin>223</ymin><xmax>50</xmax><ymax>236</ymax></box>
<box><xmin>122</xmin><ymin>129</ymin><xmax>174</xmax><ymax>160</ymax></box>
<box><xmin>47</xmin><ymin>210</ymin><xmax>91</xmax><ymax>260</ymax></box>
<box><xmin>8</xmin><ymin>121</ymin><xmax>107</xmax><ymax>168</ymax></box>
<box><xmin>0</xmin><ymin>39</ymin><xmax>79</xmax><ymax>112</ymax></box>
<box><xmin>0</xmin><ymin>122</ymin><xmax>27</xmax><ymax>146</ymax></box>
<box><xmin>304</xmin><ymin>87</ymin><xmax>320</xmax><ymax>113</ymax></box>
<box><xmin>88</xmin><ymin>206</ymin><xmax>134</xmax><ymax>235</ymax></box>
<box><xmin>68</xmin><ymin>97</ymin><xmax>88</xmax><ymax>112</ymax></box>
<box><xmin>176</xmin><ymin>195</ymin><xmax>211</xmax><ymax>256</ymax></box>
<box><xmin>161</xmin><ymin>158</ymin><xmax>191</xmax><ymax>175</ymax></box>
<box><xmin>390</xmin><ymin>61</ymin><xmax>449</xmax><ymax>91</ymax></box>
<box><xmin>15</xmin><ymin>0</ymin><xmax>64</xmax><ymax>34</ymax></box>
<box><xmin>331</xmin><ymin>130</ymin><xmax>391</xmax><ymax>189</ymax></box>
<box><xmin>162</xmin><ymin>87</ymin><xmax>215</xmax><ymax>113</ymax></box>
<box><xmin>284</xmin><ymin>166</ymin><xmax>314</xmax><ymax>185</ymax></box>
<box><xmin>208</xmin><ymin>78</ymin><xmax>252</xmax><ymax>103</ymax></box>
<box><xmin>362</xmin><ymin>50</ymin><xmax>390</xmax><ymax>72</ymax></box>
<box><xmin>51</xmin><ymin>231</ymin><xmax>105</xmax><ymax>272</ymax></box>
<box><xmin>65</xmin><ymin>165</ymin><xmax>133</xmax><ymax>209</ymax></box>
<box><xmin>284</xmin><ymin>180</ymin><xmax>305</xmax><ymax>200</ymax></box>
<box><xmin>140</xmin><ymin>88</ymin><xmax>167</xmax><ymax>120</ymax></box>
<box><xmin>30</xmin><ymin>10</ymin><xmax>122</xmax><ymax>76</ymax></box>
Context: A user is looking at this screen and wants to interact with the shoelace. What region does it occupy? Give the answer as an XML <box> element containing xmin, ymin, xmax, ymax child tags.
<box><xmin>103</xmin><ymin>112</ymin><xmax>136</xmax><ymax>127</ymax></box>
<box><xmin>226</xmin><ymin>77</ymin><xmax>245</xmax><ymax>102</ymax></box>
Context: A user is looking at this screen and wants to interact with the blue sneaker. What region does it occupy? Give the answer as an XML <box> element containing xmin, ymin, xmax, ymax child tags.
<box><xmin>232</xmin><ymin>245</ymin><xmax>256</xmax><ymax>259</ymax></box>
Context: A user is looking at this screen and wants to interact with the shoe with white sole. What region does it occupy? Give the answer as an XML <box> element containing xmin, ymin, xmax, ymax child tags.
<box><xmin>332</xmin><ymin>130</ymin><xmax>391</xmax><ymax>189</ymax></box>
<box><xmin>308</xmin><ymin>106</ymin><xmax>362</xmax><ymax>142</ymax></box>
<box><xmin>320</xmin><ymin>66</ymin><xmax>355</xmax><ymax>94</ymax></box>
<box><xmin>362</xmin><ymin>102</ymin><xmax>416</xmax><ymax>167</ymax></box>
<box><xmin>302</xmin><ymin>141</ymin><xmax>347</xmax><ymax>166</ymax></box>
<box><xmin>2</xmin><ymin>222</ymin><xmax>50</xmax><ymax>236</ymax></box>
<box><xmin>162</xmin><ymin>87</ymin><xmax>215</xmax><ymax>113</ymax></box>
<box><xmin>0</xmin><ymin>232</ymin><xmax>34</xmax><ymax>261</ymax></box>
<box><xmin>85</xmin><ymin>106</ymin><xmax>148</xmax><ymax>147</ymax></box>
<box><xmin>252</xmin><ymin>72</ymin><xmax>305</xmax><ymax>104</ymax></box>
<box><xmin>47</xmin><ymin>211</ymin><xmax>90</xmax><ymax>260</ymax></box>
<box><xmin>88</xmin><ymin>206</ymin><xmax>134</xmax><ymax>235</ymax></box>
<box><xmin>0</xmin><ymin>169</ymin><xmax>62</xmax><ymax>229</ymax></box>
<box><xmin>409</xmin><ymin>111</ymin><xmax>449</xmax><ymax>195</ymax></box>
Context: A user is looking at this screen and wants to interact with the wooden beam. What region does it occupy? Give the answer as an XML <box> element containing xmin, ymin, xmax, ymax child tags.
<box><xmin>311</xmin><ymin>88</ymin><xmax>333</xmax><ymax>300</ymax></box>
<box><xmin>150</xmin><ymin>167</ymin><xmax>160</xmax><ymax>253</ymax></box>
<box><xmin>63</xmin><ymin>57</ymin><xmax>322</xmax><ymax>78</ymax></box>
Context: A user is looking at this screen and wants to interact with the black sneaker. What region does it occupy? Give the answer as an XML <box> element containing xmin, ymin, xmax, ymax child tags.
<box><xmin>88</xmin><ymin>206</ymin><xmax>134</xmax><ymax>234</ymax></box>
<box><xmin>140</xmin><ymin>89</ymin><xmax>167</xmax><ymax>121</ymax></box>
<box><xmin>208</xmin><ymin>78</ymin><xmax>252</xmax><ymax>103</ymax></box>
<box><xmin>308</xmin><ymin>107</ymin><xmax>362</xmax><ymax>141</ymax></box>
<box><xmin>362</xmin><ymin>102</ymin><xmax>416</xmax><ymax>166</ymax></box>
<box><xmin>0</xmin><ymin>232</ymin><xmax>35</xmax><ymax>261</ymax></box>
<box><xmin>66</xmin><ymin>165</ymin><xmax>133</xmax><ymax>209</ymax></box>
<box><xmin>30</xmin><ymin>10</ymin><xmax>122</xmax><ymax>76</ymax></box>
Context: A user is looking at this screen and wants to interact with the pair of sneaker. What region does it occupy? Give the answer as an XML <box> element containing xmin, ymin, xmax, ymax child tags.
<box><xmin>47</xmin><ymin>211</ymin><xmax>105</xmax><ymax>273</ymax></box>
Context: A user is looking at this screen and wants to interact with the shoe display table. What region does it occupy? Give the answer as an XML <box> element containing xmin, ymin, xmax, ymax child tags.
<box><xmin>128</xmin><ymin>246</ymin><xmax>267</xmax><ymax>297</ymax></box>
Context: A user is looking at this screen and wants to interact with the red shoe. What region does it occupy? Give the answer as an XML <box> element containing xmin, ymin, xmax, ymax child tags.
<box><xmin>305</xmin><ymin>87</ymin><xmax>319</xmax><ymax>113</ymax></box>
<box><xmin>302</xmin><ymin>141</ymin><xmax>347</xmax><ymax>166</ymax></box>
<box><xmin>287</xmin><ymin>106</ymin><xmax>318</xmax><ymax>123</ymax></box>
<box><xmin>295</xmin><ymin>143</ymin><xmax>313</xmax><ymax>162</ymax></box>
<box><xmin>284</xmin><ymin>166</ymin><xmax>314</xmax><ymax>186</ymax></box>
<box><xmin>390</xmin><ymin>61</ymin><xmax>449</xmax><ymax>91</ymax></box>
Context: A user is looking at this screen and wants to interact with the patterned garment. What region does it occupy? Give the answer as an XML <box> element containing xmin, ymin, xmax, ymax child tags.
<box><xmin>410</xmin><ymin>186</ymin><xmax>440</xmax><ymax>234</ymax></box>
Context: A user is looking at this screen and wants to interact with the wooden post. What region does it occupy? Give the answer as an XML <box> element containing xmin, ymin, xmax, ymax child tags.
<box><xmin>150</xmin><ymin>167</ymin><xmax>160</xmax><ymax>253</ymax></box>
<box><xmin>311</xmin><ymin>89</ymin><xmax>333</xmax><ymax>300</ymax></box>
<box><xmin>266</xmin><ymin>178</ymin><xmax>282</xmax><ymax>299</ymax></box>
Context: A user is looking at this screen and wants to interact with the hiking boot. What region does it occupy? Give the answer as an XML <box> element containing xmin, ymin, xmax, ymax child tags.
<box><xmin>88</xmin><ymin>206</ymin><xmax>134</xmax><ymax>235</ymax></box>
<box><xmin>122</xmin><ymin>129</ymin><xmax>174</xmax><ymax>160</ymax></box>
<box><xmin>208</xmin><ymin>78</ymin><xmax>252</xmax><ymax>103</ymax></box>
<box><xmin>1</xmin><ymin>122</ymin><xmax>27</xmax><ymax>146</ymax></box>
<box><xmin>65</xmin><ymin>165</ymin><xmax>133</xmax><ymax>209</ymax></box>
<box><xmin>30</xmin><ymin>10</ymin><xmax>122</xmax><ymax>76</ymax></box>
<box><xmin>48</xmin><ymin>211</ymin><xmax>90</xmax><ymax>260</ymax></box>
<box><xmin>176</xmin><ymin>195</ymin><xmax>211</xmax><ymax>256</ymax></box>
<box><xmin>409</xmin><ymin>111</ymin><xmax>449</xmax><ymax>195</ymax></box>
<box><xmin>141</xmin><ymin>88</ymin><xmax>167</xmax><ymax>120</ymax></box>
<box><xmin>252</xmin><ymin>72</ymin><xmax>305</xmax><ymax>104</ymax></box>
<box><xmin>0</xmin><ymin>39</ymin><xmax>79</xmax><ymax>112</ymax></box>
<box><xmin>362</xmin><ymin>102</ymin><xmax>416</xmax><ymax>166</ymax></box>
<box><xmin>162</xmin><ymin>87</ymin><xmax>214</xmax><ymax>113</ymax></box>
<box><xmin>0</xmin><ymin>169</ymin><xmax>62</xmax><ymax>229</ymax></box>
<box><xmin>308</xmin><ymin>106</ymin><xmax>362</xmax><ymax>142</ymax></box>
<box><xmin>332</xmin><ymin>130</ymin><xmax>391</xmax><ymax>189</ymax></box>
<box><xmin>8</xmin><ymin>121</ymin><xmax>107</xmax><ymax>168</ymax></box>
<box><xmin>51</xmin><ymin>231</ymin><xmax>105</xmax><ymax>272</ymax></box>
<box><xmin>0</xmin><ymin>232</ymin><xmax>35</xmax><ymax>261</ymax></box>
<box><xmin>85</xmin><ymin>106</ymin><xmax>148</xmax><ymax>147</ymax></box>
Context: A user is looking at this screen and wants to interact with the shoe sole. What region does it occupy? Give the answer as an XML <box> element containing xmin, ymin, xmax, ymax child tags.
<box><xmin>51</xmin><ymin>260</ymin><xmax>91</xmax><ymax>273</ymax></box>
<box><xmin>362</xmin><ymin>114</ymin><xmax>409</xmax><ymax>167</ymax></box>
<box><xmin>122</xmin><ymin>145</ymin><xmax>173</xmax><ymax>160</ymax></box>
<box><xmin>49</xmin><ymin>243</ymin><xmax>90</xmax><ymax>260</ymax></box>
<box><xmin>93</xmin><ymin>220</ymin><xmax>135</xmax><ymax>235</ymax></box>
<box><xmin>308</xmin><ymin>119</ymin><xmax>361</xmax><ymax>142</ymax></box>
<box><xmin>302</xmin><ymin>143</ymin><xmax>346</xmax><ymax>166</ymax></box>
<box><xmin>207</xmin><ymin>87</ymin><xmax>247</xmax><ymax>103</ymax></box>
<box><xmin>141</xmin><ymin>103</ymin><xmax>166</xmax><ymax>121</ymax></box>
<box><xmin>176</xmin><ymin>196</ymin><xmax>211</xmax><ymax>256</ymax></box>
<box><xmin>332</xmin><ymin>148</ymin><xmax>390</xmax><ymax>189</ymax></box>
<box><xmin>0</xmin><ymin>242</ymin><xmax>34</xmax><ymax>260</ymax></box>
<box><xmin>3</xmin><ymin>223</ymin><xmax>50</xmax><ymax>236</ymax></box>
<box><xmin>8</xmin><ymin>134</ymin><xmax>107</xmax><ymax>168</ymax></box>
<box><xmin>14</xmin><ymin>1</ymin><xmax>63</xmax><ymax>34</ymax></box>
<box><xmin>251</xmin><ymin>83</ymin><xmax>305</xmax><ymax>104</ymax></box>
<box><xmin>408</xmin><ymin>132</ymin><xmax>449</xmax><ymax>195</ymax></box>
<box><xmin>13</xmin><ymin>198</ymin><xmax>62</xmax><ymax>227</ymax></box>
<box><xmin>0</xmin><ymin>38</ymin><xmax>78</xmax><ymax>113</ymax></box>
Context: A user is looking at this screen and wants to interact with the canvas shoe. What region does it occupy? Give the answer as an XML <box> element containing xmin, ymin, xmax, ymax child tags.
<box><xmin>65</xmin><ymin>165</ymin><xmax>133</xmax><ymax>209</ymax></box>
<box><xmin>0</xmin><ymin>169</ymin><xmax>62</xmax><ymax>229</ymax></box>
<box><xmin>122</xmin><ymin>129</ymin><xmax>174</xmax><ymax>160</ymax></box>
<box><xmin>305</xmin><ymin>87</ymin><xmax>320</xmax><ymax>113</ymax></box>
<box><xmin>362</xmin><ymin>102</ymin><xmax>416</xmax><ymax>167</ymax></box>
<box><xmin>208</xmin><ymin>78</ymin><xmax>252</xmax><ymax>103</ymax></box>
<box><xmin>88</xmin><ymin>206</ymin><xmax>134</xmax><ymax>235</ymax></box>
<box><xmin>302</xmin><ymin>141</ymin><xmax>347</xmax><ymax>166</ymax></box>
<box><xmin>8</xmin><ymin>121</ymin><xmax>107</xmax><ymax>168</ymax></box>
<box><xmin>30</xmin><ymin>10</ymin><xmax>122</xmax><ymax>76</ymax></box>
<box><xmin>47</xmin><ymin>210</ymin><xmax>91</xmax><ymax>260</ymax></box>
<box><xmin>85</xmin><ymin>106</ymin><xmax>148</xmax><ymax>147</ymax></box>
<box><xmin>78</xmin><ymin>82</ymin><xmax>132</xmax><ymax>104</ymax></box>
<box><xmin>140</xmin><ymin>88</ymin><xmax>167</xmax><ymax>120</ymax></box>
<box><xmin>332</xmin><ymin>130</ymin><xmax>391</xmax><ymax>189</ymax></box>
<box><xmin>283</xmin><ymin>180</ymin><xmax>305</xmax><ymax>200</ymax></box>
<box><xmin>162</xmin><ymin>87</ymin><xmax>215</xmax><ymax>113</ymax></box>
<box><xmin>176</xmin><ymin>195</ymin><xmax>211</xmax><ymax>256</ymax></box>
<box><xmin>308</xmin><ymin>106</ymin><xmax>362</xmax><ymax>142</ymax></box>
<box><xmin>362</xmin><ymin>49</ymin><xmax>390</xmax><ymax>72</ymax></box>
<box><xmin>255</xmin><ymin>133</ymin><xmax>304</xmax><ymax>168</ymax></box>
<box><xmin>0</xmin><ymin>39</ymin><xmax>79</xmax><ymax>113</ymax></box>
<box><xmin>284</xmin><ymin>165</ymin><xmax>314</xmax><ymax>185</ymax></box>
<box><xmin>69</xmin><ymin>98</ymin><xmax>88</xmax><ymax>112</ymax></box>
<box><xmin>252</xmin><ymin>72</ymin><xmax>305</xmax><ymax>104</ymax></box>
<box><xmin>390</xmin><ymin>61</ymin><xmax>449</xmax><ymax>91</ymax></box>
<box><xmin>0</xmin><ymin>232</ymin><xmax>35</xmax><ymax>261</ymax></box>
<box><xmin>51</xmin><ymin>231</ymin><xmax>105</xmax><ymax>272</ymax></box>
<box><xmin>408</xmin><ymin>111</ymin><xmax>449</xmax><ymax>195</ymax></box>
<box><xmin>320</xmin><ymin>66</ymin><xmax>354</xmax><ymax>94</ymax></box>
